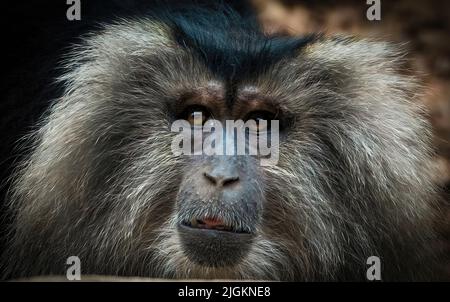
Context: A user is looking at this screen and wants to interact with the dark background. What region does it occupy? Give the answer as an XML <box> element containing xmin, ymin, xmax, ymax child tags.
<box><xmin>0</xmin><ymin>0</ymin><xmax>448</xmax><ymax>275</ymax></box>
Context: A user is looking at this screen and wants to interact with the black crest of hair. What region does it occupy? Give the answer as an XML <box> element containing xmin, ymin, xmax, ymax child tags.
<box><xmin>151</xmin><ymin>2</ymin><xmax>317</xmax><ymax>105</ymax></box>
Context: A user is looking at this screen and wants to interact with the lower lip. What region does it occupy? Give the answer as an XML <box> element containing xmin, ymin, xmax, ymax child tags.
<box><xmin>177</xmin><ymin>223</ymin><xmax>254</xmax><ymax>267</ymax></box>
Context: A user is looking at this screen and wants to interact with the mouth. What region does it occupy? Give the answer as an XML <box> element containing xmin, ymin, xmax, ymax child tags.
<box><xmin>177</xmin><ymin>216</ymin><xmax>254</xmax><ymax>267</ymax></box>
<box><xmin>181</xmin><ymin>217</ymin><xmax>251</xmax><ymax>234</ymax></box>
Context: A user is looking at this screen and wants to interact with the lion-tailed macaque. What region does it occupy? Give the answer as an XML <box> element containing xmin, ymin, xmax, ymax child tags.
<box><xmin>1</xmin><ymin>4</ymin><xmax>446</xmax><ymax>281</ymax></box>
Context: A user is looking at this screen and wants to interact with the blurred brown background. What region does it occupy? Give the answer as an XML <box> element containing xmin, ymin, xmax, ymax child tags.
<box><xmin>252</xmin><ymin>0</ymin><xmax>450</xmax><ymax>274</ymax></box>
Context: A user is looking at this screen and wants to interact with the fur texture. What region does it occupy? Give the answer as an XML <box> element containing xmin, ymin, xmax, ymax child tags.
<box><xmin>1</xmin><ymin>7</ymin><xmax>444</xmax><ymax>280</ymax></box>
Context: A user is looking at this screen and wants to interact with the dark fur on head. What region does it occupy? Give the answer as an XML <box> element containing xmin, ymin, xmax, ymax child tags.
<box><xmin>1</xmin><ymin>5</ymin><xmax>444</xmax><ymax>280</ymax></box>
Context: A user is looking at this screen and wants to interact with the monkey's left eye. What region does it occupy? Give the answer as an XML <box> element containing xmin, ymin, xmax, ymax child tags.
<box><xmin>245</xmin><ymin>111</ymin><xmax>276</xmax><ymax>132</ymax></box>
<box><xmin>180</xmin><ymin>105</ymin><xmax>211</xmax><ymax>126</ymax></box>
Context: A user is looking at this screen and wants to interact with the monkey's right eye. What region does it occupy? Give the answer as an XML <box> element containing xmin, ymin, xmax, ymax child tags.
<box><xmin>180</xmin><ymin>105</ymin><xmax>211</xmax><ymax>126</ymax></box>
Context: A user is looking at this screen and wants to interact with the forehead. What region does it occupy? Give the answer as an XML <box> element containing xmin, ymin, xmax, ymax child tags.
<box><xmin>163</xmin><ymin>8</ymin><xmax>317</xmax><ymax>107</ymax></box>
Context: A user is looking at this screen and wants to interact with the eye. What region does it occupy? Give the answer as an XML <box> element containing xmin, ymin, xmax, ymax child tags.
<box><xmin>180</xmin><ymin>105</ymin><xmax>211</xmax><ymax>126</ymax></box>
<box><xmin>245</xmin><ymin>110</ymin><xmax>276</xmax><ymax>132</ymax></box>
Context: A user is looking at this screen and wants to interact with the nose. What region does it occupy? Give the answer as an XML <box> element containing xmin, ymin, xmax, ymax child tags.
<box><xmin>203</xmin><ymin>166</ymin><xmax>240</xmax><ymax>187</ymax></box>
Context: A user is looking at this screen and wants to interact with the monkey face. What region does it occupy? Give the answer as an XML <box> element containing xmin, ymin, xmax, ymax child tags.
<box><xmin>168</xmin><ymin>81</ymin><xmax>283</xmax><ymax>267</ymax></box>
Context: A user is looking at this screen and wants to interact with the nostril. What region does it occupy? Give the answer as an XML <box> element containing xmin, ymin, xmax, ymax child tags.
<box><xmin>203</xmin><ymin>172</ymin><xmax>217</xmax><ymax>185</ymax></box>
<box><xmin>222</xmin><ymin>176</ymin><xmax>239</xmax><ymax>187</ymax></box>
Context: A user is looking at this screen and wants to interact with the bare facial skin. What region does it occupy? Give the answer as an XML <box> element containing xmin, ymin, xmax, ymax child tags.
<box><xmin>1</xmin><ymin>6</ymin><xmax>446</xmax><ymax>281</ymax></box>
